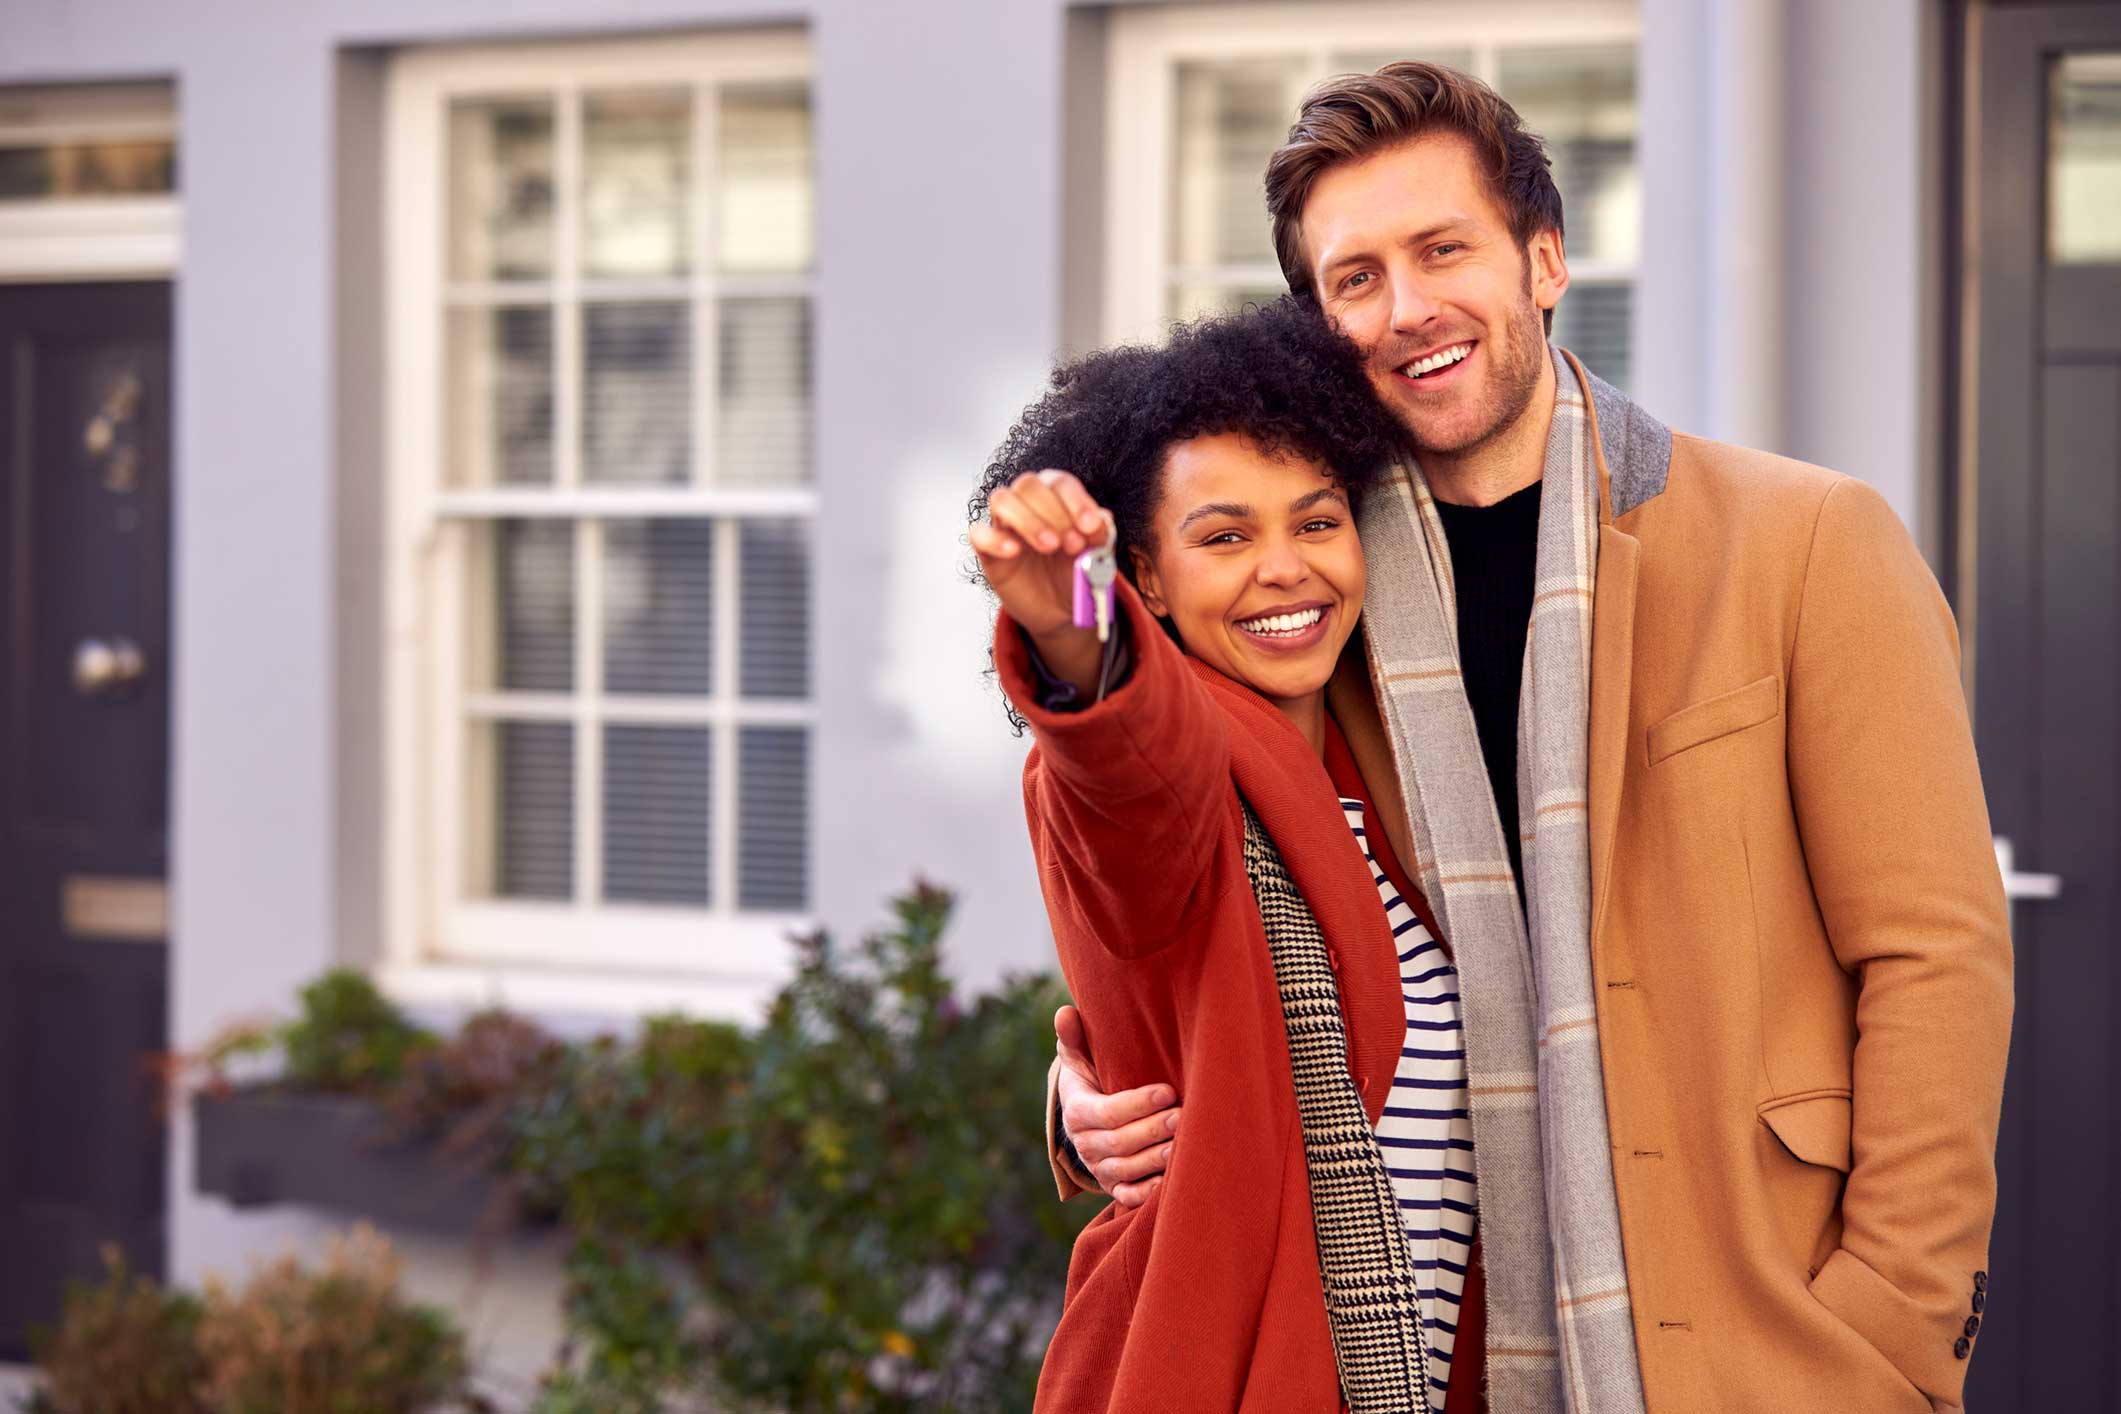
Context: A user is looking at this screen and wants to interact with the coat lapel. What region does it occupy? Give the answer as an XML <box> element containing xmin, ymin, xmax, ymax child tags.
<box><xmin>1210</xmin><ymin>661</ymin><xmax>1408</xmax><ymax>1122</ymax></box>
<box><xmin>1587</xmin><ymin>526</ymin><xmax>1636</xmax><ymax>952</ymax></box>
<box><xmin>1327</xmin><ymin>629</ymin><xmax>1417</xmax><ymax>876</ymax></box>
<box><xmin>1568</xmin><ymin>351</ymin><xmax>1640</xmax><ymax>955</ymax></box>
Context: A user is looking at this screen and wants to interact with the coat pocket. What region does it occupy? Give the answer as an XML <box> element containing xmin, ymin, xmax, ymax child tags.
<box><xmin>1758</xmin><ymin>1088</ymin><xmax>1854</xmax><ymax>1172</ymax></box>
<box><xmin>1647</xmin><ymin>674</ymin><xmax>1783</xmax><ymax>766</ymax></box>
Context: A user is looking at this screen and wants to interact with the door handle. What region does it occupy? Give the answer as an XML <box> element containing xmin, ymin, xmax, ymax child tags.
<box><xmin>72</xmin><ymin>636</ymin><xmax>145</xmax><ymax>697</ymax></box>
<box><xmin>1994</xmin><ymin>836</ymin><xmax>2062</xmax><ymax>901</ymax></box>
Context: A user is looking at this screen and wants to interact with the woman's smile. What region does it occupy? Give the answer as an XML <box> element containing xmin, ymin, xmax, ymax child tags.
<box><xmin>1232</xmin><ymin>600</ymin><xmax>1334</xmax><ymax>651</ymax></box>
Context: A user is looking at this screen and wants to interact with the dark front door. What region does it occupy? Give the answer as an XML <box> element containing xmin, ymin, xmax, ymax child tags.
<box><xmin>1965</xmin><ymin>6</ymin><xmax>2121</xmax><ymax>1410</ymax></box>
<box><xmin>0</xmin><ymin>281</ymin><xmax>172</xmax><ymax>1357</ymax></box>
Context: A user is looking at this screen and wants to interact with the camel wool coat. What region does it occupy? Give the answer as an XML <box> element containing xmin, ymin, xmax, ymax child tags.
<box><xmin>1044</xmin><ymin>356</ymin><xmax>2013</xmax><ymax>1413</ymax></box>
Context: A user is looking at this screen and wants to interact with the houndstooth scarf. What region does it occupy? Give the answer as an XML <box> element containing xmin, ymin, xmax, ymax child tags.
<box><xmin>1357</xmin><ymin>350</ymin><xmax>1648</xmax><ymax>1413</ymax></box>
<box><xmin>1240</xmin><ymin>801</ymin><xmax>1432</xmax><ymax>1414</ymax></box>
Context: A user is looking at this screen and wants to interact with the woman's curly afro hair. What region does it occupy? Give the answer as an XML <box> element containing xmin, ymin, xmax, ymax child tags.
<box><xmin>969</xmin><ymin>296</ymin><xmax>1409</xmax><ymax>597</ymax></box>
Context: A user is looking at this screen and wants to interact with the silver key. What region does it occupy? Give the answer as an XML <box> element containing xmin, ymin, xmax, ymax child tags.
<box><xmin>1082</xmin><ymin>544</ymin><xmax>1117</xmax><ymax>643</ymax></box>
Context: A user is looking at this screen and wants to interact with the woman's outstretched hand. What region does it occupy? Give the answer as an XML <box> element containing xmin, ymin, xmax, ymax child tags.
<box><xmin>970</xmin><ymin>471</ymin><xmax>1115</xmax><ymax>694</ymax></box>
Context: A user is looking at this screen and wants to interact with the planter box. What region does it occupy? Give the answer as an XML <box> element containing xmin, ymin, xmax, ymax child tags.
<box><xmin>193</xmin><ymin>1088</ymin><xmax>513</xmax><ymax>1233</ymax></box>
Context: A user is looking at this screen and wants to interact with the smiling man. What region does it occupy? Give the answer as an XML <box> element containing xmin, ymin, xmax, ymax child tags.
<box><xmin>1047</xmin><ymin>62</ymin><xmax>2012</xmax><ymax>1414</ymax></box>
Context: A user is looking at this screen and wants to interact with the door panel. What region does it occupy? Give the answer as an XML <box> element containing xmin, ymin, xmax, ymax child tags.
<box><xmin>1966</xmin><ymin>7</ymin><xmax>2121</xmax><ymax>1410</ymax></box>
<box><xmin>0</xmin><ymin>281</ymin><xmax>172</xmax><ymax>1358</ymax></box>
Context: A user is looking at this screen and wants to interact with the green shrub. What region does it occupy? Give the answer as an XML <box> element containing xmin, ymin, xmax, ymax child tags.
<box><xmin>279</xmin><ymin>970</ymin><xmax>435</xmax><ymax>1093</ymax></box>
<box><xmin>516</xmin><ymin>883</ymin><xmax>1094</xmax><ymax>1412</ymax></box>
<box><xmin>153</xmin><ymin>884</ymin><xmax>1091</xmax><ymax>1413</ymax></box>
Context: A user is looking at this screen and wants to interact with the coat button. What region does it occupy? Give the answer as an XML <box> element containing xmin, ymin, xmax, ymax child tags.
<box><xmin>1964</xmin><ymin>1315</ymin><xmax>1980</xmax><ymax>1338</ymax></box>
<box><xmin>1954</xmin><ymin>1337</ymin><xmax>1971</xmax><ymax>1360</ymax></box>
<box><xmin>1974</xmin><ymin>1270</ymin><xmax>1988</xmax><ymax>1290</ymax></box>
<box><xmin>1972</xmin><ymin>1290</ymin><xmax>1986</xmax><ymax>1313</ymax></box>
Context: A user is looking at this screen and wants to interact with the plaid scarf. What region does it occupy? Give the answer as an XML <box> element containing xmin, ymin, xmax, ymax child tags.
<box><xmin>1240</xmin><ymin>801</ymin><xmax>1433</xmax><ymax>1414</ymax></box>
<box><xmin>1357</xmin><ymin>351</ymin><xmax>1648</xmax><ymax>1413</ymax></box>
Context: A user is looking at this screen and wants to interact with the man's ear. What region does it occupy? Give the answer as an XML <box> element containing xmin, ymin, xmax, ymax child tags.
<box><xmin>1529</xmin><ymin>227</ymin><xmax>1569</xmax><ymax>316</ymax></box>
<box><xmin>1130</xmin><ymin>548</ymin><xmax>1170</xmax><ymax>617</ymax></box>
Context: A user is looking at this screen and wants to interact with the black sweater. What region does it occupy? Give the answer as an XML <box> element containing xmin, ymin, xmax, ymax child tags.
<box><xmin>1434</xmin><ymin>480</ymin><xmax>1542</xmax><ymax>902</ymax></box>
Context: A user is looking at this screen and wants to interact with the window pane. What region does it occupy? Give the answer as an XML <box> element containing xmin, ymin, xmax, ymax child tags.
<box><xmin>1169</xmin><ymin>282</ymin><xmax>1286</xmax><ymax>323</ymax></box>
<box><xmin>584</xmin><ymin>300</ymin><xmax>691</xmax><ymax>485</ymax></box>
<box><xmin>739</xmin><ymin>519</ymin><xmax>809</xmax><ymax>699</ymax></box>
<box><xmin>1498</xmin><ymin>46</ymin><xmax>1639</xmax><ymax>267</ymax></box>
<box><xmin>2052</xmin><ymin>52</ymin><xmax>2121</xmax><ymax>264</ymax></box>
<box><xmin>583</xmin><ymin>88</ymin><xmax>692</xmax><ymax>278</ymax></box>
<box><xmin>472</xmin><ymin>720</ymin><xmax>574</xmax><ymax>901</ymax></box>
<box><xmin>738</xmin><ymin>726</ymin><xmax>807</xmax><ymax>910</ymax></box>
<box><xmin>446</xmin><ymin>306</ymin><xmax>555</xmax><ymax>488</ymax></box>
<box><xmin>718</xmin><ymin>84</ymin><xmax>813</xmax><ymax>273</ymax></box>
<box><xmin>603</xmin><ymin>724</ymin><xmax>711</xmax><ymax>906</ymax></box>
<box><xmin>604</xmin><ymin>518</ymin><xmax>714</xmax><ymax>695</ymax></box>
<box><xmin>716</xmin><ymin>296</ymin><xmax>811</xmax><ymax>485</ymax></box>
<box><xmin>470</xmin><ymin>519</ymin><xmax>575</xmax><ymax>693</ymax></box>
<box><xmin>0</xmin><ymin>140</ymin><xmax>176</xmax><ymax>199</ymax></box>
<box><xmin>449</xmin><ymin>96</ymin><xmax>555</xmax><ymax>282</ymax></box>
<box><xmin>1551</xmin><ymin>280</ymin><xmax>1632</xmax><ymax>394</ymax></box>
<box><xmin>1173</xmin><ymin>58</ymin><xmax>1305</xmax><ymax>268</ymax></box>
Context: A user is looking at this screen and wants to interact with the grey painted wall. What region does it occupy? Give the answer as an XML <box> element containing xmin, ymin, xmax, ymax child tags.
<box><xmin>0</xmin><ymin>0</ymin><xmax>1949</xmax><ymax>1376</ymax></box>
<box><xmin>809</xmin><ymin>0</ymin><xmax>1070</xmax><ymax>1002</ymax></box>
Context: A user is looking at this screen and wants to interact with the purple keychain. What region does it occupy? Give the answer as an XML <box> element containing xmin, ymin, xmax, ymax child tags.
<box><xmin>1071</xmin><ymin>513</ymin><xmax>1118</xmax><ymax>643</ymax></box>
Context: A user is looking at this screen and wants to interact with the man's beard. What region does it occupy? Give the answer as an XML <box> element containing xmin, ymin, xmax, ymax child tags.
<box><xmin>1375</xmin><ymin>284</ymin><xmax>1547</xmax><ymax>457</ymax></box>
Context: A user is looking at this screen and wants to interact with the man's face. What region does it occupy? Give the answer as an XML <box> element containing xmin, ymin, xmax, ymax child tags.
<box><xmin>1299</xmin><ymin>132</ymin><xmax>1567</xmax><ymax>455</ymax></box>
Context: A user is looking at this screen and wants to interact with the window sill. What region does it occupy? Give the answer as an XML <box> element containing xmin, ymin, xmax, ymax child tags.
<box><xmin>376</xmin><ymin>957</ymin><xmax>783</xmax><ymax>1029</ymax></box>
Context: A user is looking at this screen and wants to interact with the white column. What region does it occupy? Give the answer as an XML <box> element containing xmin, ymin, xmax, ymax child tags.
<box><xmin>1635</xmin><ymin>0</ymin><xmax>1936</xmax><ymax>550</ymax></box>
<box><xmin>1636</xmin><ymin>0</ymin><xmax>1788</xmax><ymax>453</ymax></box>
<box><xmin>1782</xmin><ymin>0</ymin><xmax>1934</xmax><ymax>544</ymax></box>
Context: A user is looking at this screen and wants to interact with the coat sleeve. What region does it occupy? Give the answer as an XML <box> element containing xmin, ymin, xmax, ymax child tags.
<box><xmin>1784</xmin><ymin>477</ymin><xmax>2013</xmax><ymax>1407</ymax></box>
<box><xmin>998</xmin><ymin>576</ymin><xmax>1235</xmax><ymax>962</ymax></box>
<box><xmin>1045</xmin><ymin>1054</ymin><xmax>1100</xmax><ymax>1200</ymax></box>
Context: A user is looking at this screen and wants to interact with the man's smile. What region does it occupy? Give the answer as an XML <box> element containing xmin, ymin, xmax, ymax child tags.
<box><xmin>1393</xmin><ymin>340</ymin><xmax>1476</xmax><ymax>387</ymax></box>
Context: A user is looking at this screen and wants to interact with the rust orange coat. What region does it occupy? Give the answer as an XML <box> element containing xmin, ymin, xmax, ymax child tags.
<box><xmin>1002</xmin><ymin>582</ymin><xmax>1425</xmax><ymax>1413</ymax></box>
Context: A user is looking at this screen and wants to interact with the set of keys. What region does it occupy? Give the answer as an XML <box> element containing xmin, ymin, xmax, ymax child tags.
<box><xmin>1070</xmin><ymin>512</ymin><xmax>1118</xmax><ymax>644</ymax></box>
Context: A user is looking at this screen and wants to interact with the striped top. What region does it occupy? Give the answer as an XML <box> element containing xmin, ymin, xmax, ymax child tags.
<box><xmin>1341</xmin><ymin>797</ymin><xmax>1477</xmax><ymax>1405</ymax></box>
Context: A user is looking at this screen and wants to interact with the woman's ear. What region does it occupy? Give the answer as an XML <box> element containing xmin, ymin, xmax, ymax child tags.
<box><xmin>1130</xmin><ymin>547</ymin><xmax>1170</xmax><ymax>617</ymax></box>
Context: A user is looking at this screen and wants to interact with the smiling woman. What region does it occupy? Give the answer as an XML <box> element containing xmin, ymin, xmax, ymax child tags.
<box><xmin>965</xmin><ymin>300</ymin><xmax>1481</xmax><ymax>1413</ymax></box>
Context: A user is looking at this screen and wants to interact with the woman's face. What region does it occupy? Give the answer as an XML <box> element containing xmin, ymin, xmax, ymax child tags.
<box><xmin>1133</xmin><ymin>432</ymin><xmax>1365</xmax><ymax>712</ymax></box>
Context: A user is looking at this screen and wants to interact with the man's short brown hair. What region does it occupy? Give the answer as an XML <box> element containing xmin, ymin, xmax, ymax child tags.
<box><xmin>1264</xmin><ymin>61</ymin><xmax>1564</xmax><ymax>297</ymax></box>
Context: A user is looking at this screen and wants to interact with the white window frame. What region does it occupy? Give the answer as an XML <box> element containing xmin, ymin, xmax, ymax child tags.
<box><xmin>382</xmin><ymin>31</ymin><xmax>816</xmax><ymax>1007</ymax></box>
<box><xmin>0</xmin><ymin>83</ymin><xmax>180</xmax><ymax>281</ymax></box>
<box><xmin>1103</xmin><ymin>1</ymin><xmax>1640</xmax><ymax>346</ymax></box>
